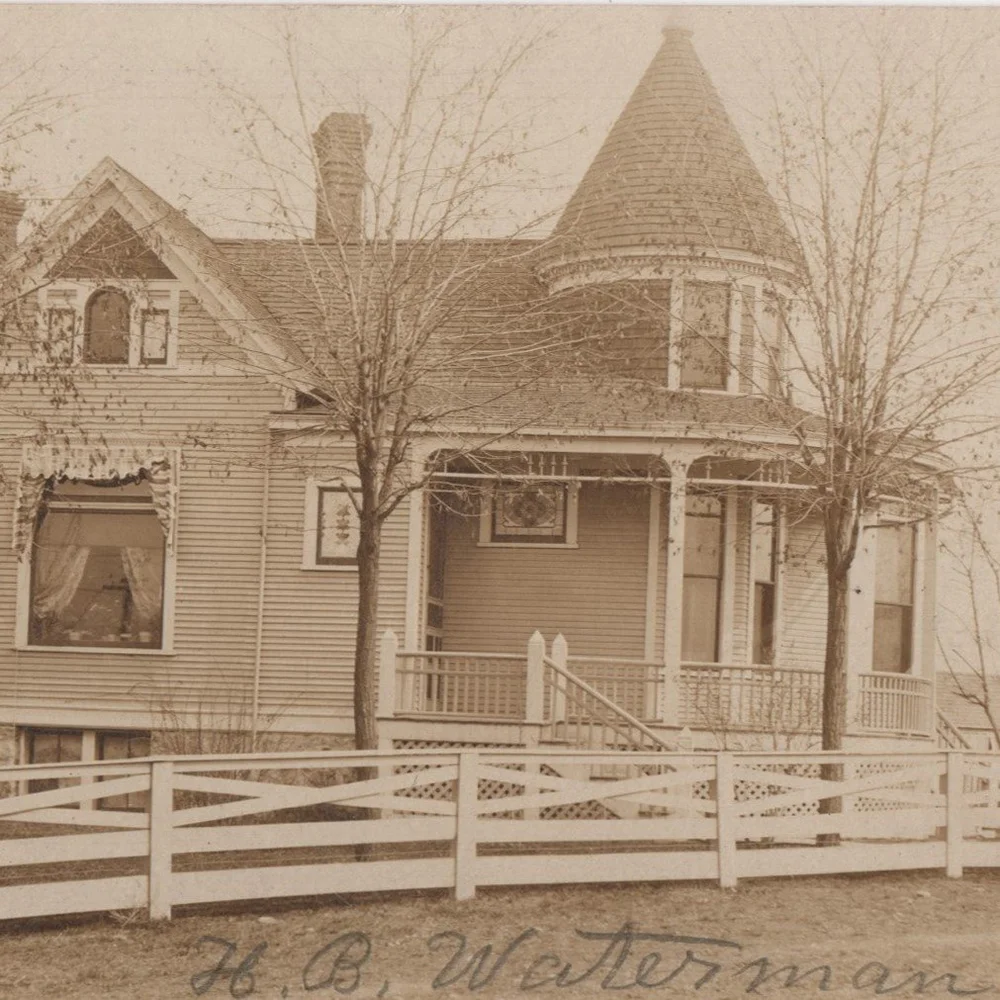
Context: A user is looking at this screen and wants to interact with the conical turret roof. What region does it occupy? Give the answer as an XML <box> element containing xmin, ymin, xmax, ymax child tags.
<box><xmin>552</xmin><ymin>27</ymin><xmax>799</xmax><ymax>267</ymax></box>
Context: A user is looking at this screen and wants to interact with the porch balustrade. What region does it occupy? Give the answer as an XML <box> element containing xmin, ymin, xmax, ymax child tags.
<box><xmin>393</xmin><ymin>651</ymin><xmax>526</xmax><ymax>719</ymax></box>
<box><xmin>382</xmin><ymin>633</ymin><xmax>934</xmax><ymax>741</ymax></box>
<box><xmin>679</xmin><ymin>663</ymin><xmax>824</xmax><ymax>734</ymax></box>
<box><xmin>856</xmin><ymin>672</ymin><xmax>933</xmax><ymax>737</ymax></box>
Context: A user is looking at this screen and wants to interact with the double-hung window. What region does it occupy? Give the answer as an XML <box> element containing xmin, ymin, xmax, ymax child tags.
<box><xmin>680</xmin><ymin>282</ymin><xmax>730</xmax><ymax>389</ymax></box>
<box><xmin>682</xmin><ymin>494</ymin><xmax>725</xmax><ymax>662</ymax></box>
<box><xmin>752</xmin><ymin>501</ymin><xmax>778</xmax><ymax>664</ymax></box>
<box><xmin>28</xmin><ymin>479</ymin><xmax>166</xmax><ymax>649</ymax></box>
<box><xmin>872</xmin><ymin>523</ymin><xmax>915</xmax><ymax>673</ymax></box>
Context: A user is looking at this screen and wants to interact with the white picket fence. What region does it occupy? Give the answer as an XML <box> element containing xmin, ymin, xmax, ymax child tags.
<box><xmin>1</xmin><ymin>749</ymin><xmax>999</xmax><ymax>922</ymax></box>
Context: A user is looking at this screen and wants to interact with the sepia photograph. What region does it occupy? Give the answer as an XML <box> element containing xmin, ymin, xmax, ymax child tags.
<box><xmin>1</xmin><ymin>2</ymin><xmax>1000</xmax><ymax>996</ymax></box>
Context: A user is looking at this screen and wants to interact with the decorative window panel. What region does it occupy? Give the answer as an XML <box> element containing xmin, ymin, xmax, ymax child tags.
<box><xmin>317</xmin><ymin>487</ymin><xmax>360</xmax><ymax>565</ymax></box>
<box><xmin>492</xmin><ymin>483</ymin><xmax>566</xmax><ymax>542</ymax></box>
<box><xmin>478</xmin><ymin>482</ymin><xmax>579</xmax><ymax>547</ymax></box>
<box><xmin>140</xmin><ymin>309</ymin><xmax>169</xmax><ymax>364</ymax></box>
<box><xmin>46</xmin><ymin>307</ymin><xmax>77</xmax><ymax>364</ymax></box>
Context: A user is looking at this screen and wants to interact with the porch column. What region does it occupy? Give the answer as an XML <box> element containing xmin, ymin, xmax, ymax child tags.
<box><xmin>917</xmin><ymin>504</ymin><xmax>939</xmax><ymax>734</ymax></box>
<box><xmin>661</xmin><ymin>460</ymin><xmax>689</xmax><ymax>726</ymax></box>
<box><xmin>845</xmin><ymin>512</ymin><xmax>878</xmax><ymax>732</ymax></box>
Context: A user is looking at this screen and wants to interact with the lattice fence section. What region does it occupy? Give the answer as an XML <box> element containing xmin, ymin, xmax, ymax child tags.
<box><xmin>392</xmin><ymin>739</ymin><xmax>522</xmax><ymax>806</ymax></box>
<box><xmin>538</xmin><ymin>764</ymin><xmax>619</xmax><ymax>820</ymax></box>
<box><xmin>853</xmin><ymin>759</ymin><xmax>928</xmax><ymax>813</ymax></box>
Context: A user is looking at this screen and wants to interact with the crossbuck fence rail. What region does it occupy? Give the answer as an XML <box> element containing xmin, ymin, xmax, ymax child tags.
<box><xmin>1</xmin><ymin>749</ymin><xmax>998</xmax><ymax>922</ymax></box>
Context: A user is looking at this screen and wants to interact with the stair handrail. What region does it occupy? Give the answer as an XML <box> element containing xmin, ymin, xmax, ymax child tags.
<box><xmin>542</xmin><ymin>654</ymin><xmax>674</xmax><ymax>752</ymax></box>
<box><xmin>936</xmin><ymin>708</ymin><xmax>972</xmax><ymax>750</ymax></box>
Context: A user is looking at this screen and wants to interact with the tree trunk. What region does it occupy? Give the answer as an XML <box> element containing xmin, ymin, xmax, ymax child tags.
<box><xmin>353</xmin><ymin>510</ymin><xmax>382</xmax><ymax>751</ymax></box>
<box><xmin>818</xmin><ymin>560</ymin><xmax>851</xmax><ymax>844</ymax></box>
<box><xmin>822</xmin><ymin>564</ymin><xmax>850</xmax><ymax>751</ymax></box>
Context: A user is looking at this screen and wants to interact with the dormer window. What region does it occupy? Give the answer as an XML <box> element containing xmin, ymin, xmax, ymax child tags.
<box><xmin>84</xmin><ymin>288</ymin><xmax>130</xmax><ymax>364</ymax></box>
<box><xmin>680</xmin><ymin>282</ymin><xmax>729</xmax><ymax>389</ymax></box>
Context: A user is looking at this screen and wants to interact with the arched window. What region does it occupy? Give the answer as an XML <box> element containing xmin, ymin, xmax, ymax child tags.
<box><xmin>84</xmin><ymin>288</ymin><xmax>130</xmax><ymax>364</ymax></box>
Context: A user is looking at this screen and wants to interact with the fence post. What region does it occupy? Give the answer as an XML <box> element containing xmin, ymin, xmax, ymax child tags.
<box><xmin>148</xmin><ymin>759</ymin><xmax>173</xmax><ymax>920</ymax></box>
<box><xmin>550</xmin><ymin>633</ymin><xmax>568</xmax><ymax>725</ymax></box>
<box><xmin>378</xmin><ymin>630</ymin><xmax>399</xmax><ymax>716</ymax></box>
<box><xmin>716</xmin><ymin>752</ymin><xmax>737</xmax><ymax>888</ymax></box>
<box><xmin>454</xmin><ymin>752</ymin><xmax>478</xmax><ymax>901</ymax></box>
<box><xmin>946</xmin><ymin>750</ymin><xmax>963</xmax><ymax>879</ymax></box>
<box><xmin>525</xmin><ymin>631</ymin><xmax>545</xmax><ymax>725</ymax></box>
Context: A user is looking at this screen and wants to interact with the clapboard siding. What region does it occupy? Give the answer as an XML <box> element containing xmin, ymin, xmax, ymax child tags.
<box><xmin>0</xmin><ymin>294</ymin><xmax>283</xmax><ymax>726</ymax></box>
<box><xmin>442</xmin><ymin>483</ymin><xmax>649</xmax><ymax>656</ymax></box>
<box><xmin>780</xmin><ymin>512</ymin><xmax>827</xmax><ymax>670</ymax></box>
<box><xmin>256</xmin><ymin>449</ymin><xmax>410</xmax><ymax>719</ymax></box>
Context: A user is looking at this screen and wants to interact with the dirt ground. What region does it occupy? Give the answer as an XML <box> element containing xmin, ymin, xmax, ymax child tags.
<box><xmin>2</xmin><ymin>870</ymin><xmax>999</xmax><ymax>999</ymax></box>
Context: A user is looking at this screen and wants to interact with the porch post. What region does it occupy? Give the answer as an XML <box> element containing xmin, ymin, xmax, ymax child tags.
<box><xmin>525</xmin><ymin>631</ymin><xmax>545</xmax><ymax>725</ymax></box>
<box><xmin>845</xmin><ymin>513</ymin><xmax>877</xmax><ymax>732</ymax></box>
<box><xmin>378</xmin><ymin>630</ymin><xmax>399</xmax><ymax>717</ymax></box>
<box><xmin>661</xmin><ymin>460</ymin><xmax>689</xmax><ymax>726</ymax></box>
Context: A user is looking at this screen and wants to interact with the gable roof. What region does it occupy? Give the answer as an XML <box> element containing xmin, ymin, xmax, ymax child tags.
<box><xmin>9</xmin><ymin>157</ymin><xmax>310</xmax><ymax>380</ymax></box>
<box><xmin>551</xmin><ymin>27</ymin><xmax>799</xmax><ymax>266</ymax></box>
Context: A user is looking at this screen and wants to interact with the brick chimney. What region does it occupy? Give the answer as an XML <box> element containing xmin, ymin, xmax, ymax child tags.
<box><xmin>313</xmin><ymin>112</ymin><xmax>371</xmax><ymax>242</ymax></box>
<box><xmin>0</xmin><ymin>191</ymin><xmax>25</xmax><ymax>260</ymax></box>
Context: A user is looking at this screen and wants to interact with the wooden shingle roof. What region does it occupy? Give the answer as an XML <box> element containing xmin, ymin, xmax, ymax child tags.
<box><xmin>551</xmin><ymin>27</ymin><xmax>799</xmax><ymax>266</ymax></box>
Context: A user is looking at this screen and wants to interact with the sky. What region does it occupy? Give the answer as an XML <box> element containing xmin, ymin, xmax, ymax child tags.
<box><xmin>2</xmin><ymin>5</ymin><xmax>997</xmax><ymax>240</ymax></box>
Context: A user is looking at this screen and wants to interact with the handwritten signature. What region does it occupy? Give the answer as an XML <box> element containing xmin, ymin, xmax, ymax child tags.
<box><xmin>189</xmin><ymin>924</ymin><xmax>995</xmax><ymax>997</ymax></box>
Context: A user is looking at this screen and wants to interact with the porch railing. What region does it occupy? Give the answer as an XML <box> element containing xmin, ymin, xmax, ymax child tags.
<box><xmin>393</xmin><ymin>650</ymin><xmax>526</xmax><ymax>719</ymax></box>
<box><xmin>568</xmin><ymin>656</ymin><xmax>662</xmax><ymax>721</ymax></box>
<box><xmin>937</xmin><ymin>709</ymin><xmax>972</xmax><ymax>750</ymax></box>
<box><xmin>542</xmin><ymin>650</ymin><xmax>673</xmax><ymax>752</ymax></box>
<box><xmin>857</xmin><ymin>672</ymin><xmax>933</xmax><ymax>736</ymax></box>
<box><xmin>679</xmin><ymin>663</ymin><xmax>824</xmax><ymax>734</ymax></box>
<box><xmin>382</xmin><ymin>634</ymin><xmax>934</xmax><ymax>740</ymax></box>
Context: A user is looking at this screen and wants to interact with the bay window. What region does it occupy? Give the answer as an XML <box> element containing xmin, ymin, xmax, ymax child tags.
<box><xmin>872</xmin><ymin>523</ymin><xmax>915</xmax><ymax>673</ymax></box>
<box><xmin>28</xmin><ymin>479</ymin><xmax>166</xmax><ymax>649</ymax></box>
<box><xmin>682</xmin><ymin>493</ymin><xmax>724</xmax><ymax>662</ymax></box>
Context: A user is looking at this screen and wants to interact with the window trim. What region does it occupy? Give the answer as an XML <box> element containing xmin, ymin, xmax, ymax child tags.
<box><xmin>749</xmin><ymin>499</ymin><xmax>783</xmax><ymax>666</ymax></box>
<box><xmin>38</xmin><ymin>279</ymin><xmax>180</xmax><ymax>368</ymax></box>
<box><xmin>677</xmin><ymin>280</ymin><xmax>732</xmax><ymax>391</ymax></box>
<box><xmin>681</xmin><ymin>491</ymin><xmax>726</xmax><ymax>664</ymax></box>
<box><xmin>478</xmin><ymin>481</ymin><xmax>580</xmax><ymax>548</ymax></box>
<box><xmin>871</xmin><ymin>518</ymin><xmax>918</xmax><ymax>674</ymax></box>
<box><xmin>15</xmin><ymin>480</ymin><xmax>177</xmax><ymax>654</ymax></box>
<box><xmin>302</xmin><ymin>478</ymin><xmax>361</xmax><ymax>571</ymax></box>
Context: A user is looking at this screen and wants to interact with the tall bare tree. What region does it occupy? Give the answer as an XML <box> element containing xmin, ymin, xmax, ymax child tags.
<box><xmin>753</xmin><ymin>17</ymin><xmax>1000</xmax><ymax>749</ymax></box>
<box><xmin>206</xmin><ymin>11</ymin><xmax>581</xmax><ymax>749</ymax></box>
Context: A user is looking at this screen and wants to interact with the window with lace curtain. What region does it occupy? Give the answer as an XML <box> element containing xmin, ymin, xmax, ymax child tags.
<box><xmin>28</xmin><ymin>479</ymin><xmax>165</xmax><ymax>649</ymax></box>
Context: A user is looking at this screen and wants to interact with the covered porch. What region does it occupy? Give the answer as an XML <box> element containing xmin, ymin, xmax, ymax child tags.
<box><xmin>389</xmin><ymin>446</ymin><xmax>937</xmax><ymax>746</ymax></box>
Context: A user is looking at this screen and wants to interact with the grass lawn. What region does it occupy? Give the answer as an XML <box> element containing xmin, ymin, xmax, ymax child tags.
<box><xmin>2</xmin><ymin>870</ymin><xmax>999</xmax><ymax>999</ymax></box>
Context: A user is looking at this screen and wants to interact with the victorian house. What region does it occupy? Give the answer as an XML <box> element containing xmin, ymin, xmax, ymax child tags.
<box><xmin>0</xmin><ymin>27</ymin><xmax>940</xmax><ymax>776</ymax></box>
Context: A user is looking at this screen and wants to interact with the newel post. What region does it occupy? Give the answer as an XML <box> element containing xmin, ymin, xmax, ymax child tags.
<box><xmin>378</xmin><ymin>630</ymin><xmax>399</xmax><ymax>716</ymax></box>
<box><xmin>148</xmin><ymin>759</ymin><xmax>174</xmax><ymax>920</ymax></box>
<box><xmin>550</xmin><ymin>633</ymin><xmax>568</xmax><ymax>724</ymax></box>
<box><xmin>525</xmin><ymin>631</ymin><xmax>546</xmax><ymax>724</ymax></box>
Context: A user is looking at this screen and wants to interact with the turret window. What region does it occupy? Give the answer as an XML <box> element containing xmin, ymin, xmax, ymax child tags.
<box><xmin>680</xmin><ymin>282</ymin><xmax>730</xmax><ymax>389</ymax></box>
